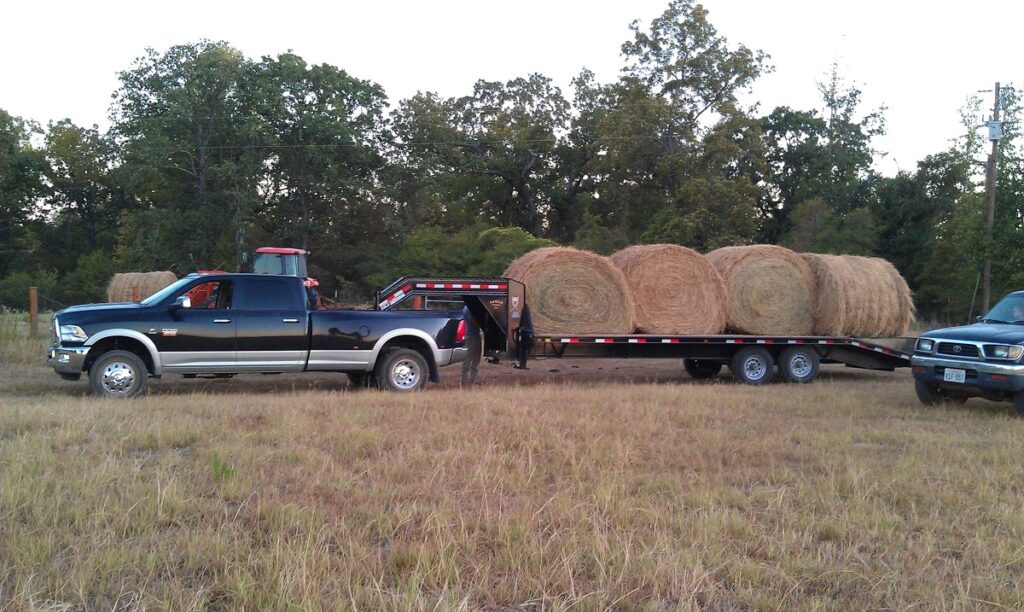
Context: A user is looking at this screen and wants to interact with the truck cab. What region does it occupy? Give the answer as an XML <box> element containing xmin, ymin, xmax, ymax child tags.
<box><xmin>912</xmin><ymin>291</ymin><xmax>1024</xmax><ymax>414</ymax></box>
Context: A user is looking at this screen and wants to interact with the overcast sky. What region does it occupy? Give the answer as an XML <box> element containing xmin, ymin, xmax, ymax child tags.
<box><xmin>3</xmin><ymin>0</ymin><xmax>1021</xmax><ymax>174</ymax></box>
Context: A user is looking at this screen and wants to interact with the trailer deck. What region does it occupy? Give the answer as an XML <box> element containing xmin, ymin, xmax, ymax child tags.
<box><xmin>376</xmin><ymin>276</ymin><xmax>913</xmax><ymax>384</ymax></box>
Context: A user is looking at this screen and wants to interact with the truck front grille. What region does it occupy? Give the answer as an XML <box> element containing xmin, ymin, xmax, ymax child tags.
<box><xmin>936</xmin><ymin>342</ymin><xmax>980</xmax><ymax>358</ymax></box>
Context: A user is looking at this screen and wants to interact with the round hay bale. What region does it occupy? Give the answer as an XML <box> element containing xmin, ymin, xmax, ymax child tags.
<box><xmin>610</xmin><ymin>244</ymin><xmax>727</xmax><ymax>334</ymax></box>
<box><xmin>800</xmin><ymin>254</ymin><xmax>915</xmax><ymax>337</ymax></box>
<box><xmin>870</xmin><ymin>257</ymin><xmax>915</xmax><ymax>336</ymax></box>
<box><xmin>706</xmin><ymin>245</ymin><xmax>814</xmax><ymax>335</ymax></box>
<box><xmin>504</xmin><ymin>247</ymin><xmax>635</xmax><ymax>334</ymax></box>
<box><xmin>107</xmin><ymin>271</ymin><xmax>177</xmax><ymax>303</ymax></box>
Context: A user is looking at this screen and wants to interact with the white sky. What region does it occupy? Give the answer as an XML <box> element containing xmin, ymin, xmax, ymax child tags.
<box><xmin>3</xmin><ymin>0</ymin><xmax>1021</xmax><ymax>174</ymax></box>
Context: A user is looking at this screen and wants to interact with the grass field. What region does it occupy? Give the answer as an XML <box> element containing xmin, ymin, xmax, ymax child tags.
<box><xmin>3</xmin><ymin>311</ymin><xmax>1024</xmax><ymax>609</ymax></box>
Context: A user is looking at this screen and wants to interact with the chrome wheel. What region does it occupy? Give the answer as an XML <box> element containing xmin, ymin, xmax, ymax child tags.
<box><xmin>788</xmin><ymin>354</ymin><xmax>812</xmax><ymax>379</ymax></box>
<box><xmin>101</xmin><ymin>361</ymin><xmax>137</xmax><ymax>395</ymax></box>
<box><xmin>391</xmin><ymin>359</ymin><xmax>421</xmax><ymax>390</ymax></box>
<box><xmin>742</xmin><ymin>355</ymin><xmax>768</xmax><ymax>381</ymax></box>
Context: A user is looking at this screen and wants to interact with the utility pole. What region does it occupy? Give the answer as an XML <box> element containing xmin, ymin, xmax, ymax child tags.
<box><xmin>982</xmin><ymin>82</ymin><xmax>1002</xmax><ymax>314</ymax></box>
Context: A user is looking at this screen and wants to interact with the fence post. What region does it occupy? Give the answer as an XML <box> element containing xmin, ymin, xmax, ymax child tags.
<box><xmin>29</xmin><ymin>286</ymin><xmax>38</xmax><ymax>336</ymax></box>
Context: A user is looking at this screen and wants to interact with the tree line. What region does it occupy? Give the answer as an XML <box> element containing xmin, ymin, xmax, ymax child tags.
<box><xmin>1</xmin><ymin>0</ymin><xmax>1020</xmax><ymax>322</ymax></box>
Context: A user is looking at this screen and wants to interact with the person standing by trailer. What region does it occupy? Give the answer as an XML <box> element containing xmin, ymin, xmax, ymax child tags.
<box><xmin>461</xmin><ymin>304</ymin><xmax>482</xmax><ymax>384</ymax></box>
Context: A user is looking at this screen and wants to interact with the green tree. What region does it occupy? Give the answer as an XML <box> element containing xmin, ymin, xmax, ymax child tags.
<box><xmin>247</xmin><ymin>52</ymin><xmax>391</xmax><ymax>289</ymax></box>
<box><xmin>761</xmin><ymin>65</ymin><xmax>886</xmax><ymax>249</ymax></box>
<box><xmin>111</xmin><ymin>41</ymin><xmax>254</xmax><ymax>271</ymax></box>
<box><xmin>390</xmin><ymin>75</ymin><xmax>569</xmax><ymax>237</ymax></box>
<box><xmin>36</xmin><ymin>120</ymin><xmax>125</xmax><ymax>275</ymax></box>
<box><xmin>0</xmin><ymin>109</ymin><xmax>48</xmax><ymax>276</ymax></box>
<box><xmin>576</xmin><ymin>0</ymin><xmax>769</xmax><ymax>249</ymax></box>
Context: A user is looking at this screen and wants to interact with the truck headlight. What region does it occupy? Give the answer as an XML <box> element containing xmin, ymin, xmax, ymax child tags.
<box><xmin>59</xmin><ymin>325</ymin><xmax>88</xmax><ymax>343</ymax></box>
<box><xmin>985</xmin><ymin>344</ymin><xmax>1024</xmax><ymax>360</ymax></box>
<box><xmin>916</xmin><ymin>338</ymin><xmax>934</xmax><ymax>353</ymax></box>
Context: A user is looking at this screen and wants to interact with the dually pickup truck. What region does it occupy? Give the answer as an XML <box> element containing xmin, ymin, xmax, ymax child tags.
<box><xmin>47</xmin><ymin>273</ymin><xmax>470</xmax><ymax>397</ymax></box>
<box><xmin>912</xmin><ymin>291</ymin><xmax>1024</xmax><ymax>415</ymax></box>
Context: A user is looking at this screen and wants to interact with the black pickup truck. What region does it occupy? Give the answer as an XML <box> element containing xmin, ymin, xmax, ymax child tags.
<box><xmin>912</xmin><ymin>291</ymin><xmax>1024</xmax><ymax>414</ymax></box>
<box><xmin>47</xmin><ymin>273</ymin><xmax>469</xmax><ymax>397</ymax></box>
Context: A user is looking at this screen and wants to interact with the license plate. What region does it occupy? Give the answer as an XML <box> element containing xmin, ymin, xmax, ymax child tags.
<box><xmin>943</xmin><ymin>368</ymin><xmax>966</xmax><ymax>383</ymax></box>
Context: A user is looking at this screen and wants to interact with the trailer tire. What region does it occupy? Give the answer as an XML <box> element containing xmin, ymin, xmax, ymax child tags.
<box><xmin>729</xmin><ymin>347</ymin><xmax>775</xmax><ymax>385</ymax></box>
<box><xmin>375</xmin><ymin>348</ymin><xmax>428</xmax><ymax>392</ymax></box>
<box><xmin>88</xmin><ymin>350</ymin><xmax>148</xmax><ymax>398</ymax></box>
<box><xmin>684</xmin><ymin>359</ymin><xmax>723</xmax><ymax>380</ymax></box>
<box><xmin>914</xmin><ymin>379</ymin><xmax>967</xmax><ymax>406</ymax></box>
<box><xmin>778</xmin><ymin>346</ymin><xmax>820</xmax><ymax>383</ymax></box>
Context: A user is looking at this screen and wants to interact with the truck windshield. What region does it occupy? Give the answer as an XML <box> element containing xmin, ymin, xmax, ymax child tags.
<box><xmin>982</xmin><ymin>294</ymin><xmax>1024</xmax><ymax>323</ymax></box>
<box><xmin>140</xmin><ymin>277</ymin><xmax>193</xmax><ymax>306</ymax></box>
<box><xmin>254</xmin><ymin>254</ymin><xmax>302</xmax><ymax>276</ymax></box>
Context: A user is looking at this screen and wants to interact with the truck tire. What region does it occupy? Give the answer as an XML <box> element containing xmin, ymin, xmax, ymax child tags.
<box><xmin>375</xmin><ymin>348</ymin><xmax>428</xmax><ymax>392</ymax></box>
<box><xmin>778</xmin><ymin>346</ymin><xmax>820</xmax><ymax>383</ymax></box>
<box><xmin>729</xmin><ymin>347</ymin><xmax>774</xmax><ymax>385</ymax></box>
<box><xmin>88</xmin><ymin>350</ymin><xmax>148</xmax><ymax>398</ymax></box>
<box><xmin>914</xmin><ymin>379</ymin><xmax>967</xmax><ymax>406</ymax></box>
<box><xmin>684</xmin><ymin>359</ymin><xmax>722</xmax><ymax>380</ymax></box>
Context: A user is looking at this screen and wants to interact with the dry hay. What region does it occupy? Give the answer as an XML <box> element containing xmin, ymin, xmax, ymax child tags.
<box><xmin>705</xmin><ymin>245</ymin><xmax>814</xmax><ymax>335</ymax></box>
<box><xmin>801</xmin><ymin>254</ymin><xmax>915</xmax><ymax>337</ymax></box>
<box><xmin>107</xmin><ymin>271</ymin><xmax>177</xmax><ymax>303</ymax></box>
<box><xmin>504</xmin><ymin>247</ymin><xmax>635</xmax><ymax>334</ymax></box>
<box><xmin>609</xmin><ymin>244</ymin><xmax>727</xmax><ymax>334</ymax></box>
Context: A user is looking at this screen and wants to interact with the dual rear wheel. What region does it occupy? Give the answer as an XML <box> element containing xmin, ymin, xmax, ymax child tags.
<box><xmin>348</xmin><ymin>348</ymin><xmax>429</xmax><ymax>392</ymax></box>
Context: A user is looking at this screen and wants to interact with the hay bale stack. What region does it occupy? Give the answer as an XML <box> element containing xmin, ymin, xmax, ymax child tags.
<box><xmin>107</xmin><ymin>271</ymin><xmax>177</xmax><ymax>303</ymax></box>
<box><xmin>801</xmin><ymin>254</ymin><xmax>915</xmax><ymax>337</ymax></box>
<box><xmin>504</xmin><ymin>247</ymin><xmax>635</xmax><ymax>334</ymax></box>
<box><xmin>706</xmin><ymin>245</ymin><xmax>815</xmax><ymax>335</ymax></box>
<box><xmin>609</xmin><ymin>244</ymin><xmax>727</xmax><ymax>334</ymax></box>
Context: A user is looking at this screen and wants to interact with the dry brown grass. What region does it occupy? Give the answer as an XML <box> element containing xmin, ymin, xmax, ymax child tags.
<box><xmin>3</xmin><ymin>313</ymin><xmax>1024</xmax><ymax>609</ymax></box>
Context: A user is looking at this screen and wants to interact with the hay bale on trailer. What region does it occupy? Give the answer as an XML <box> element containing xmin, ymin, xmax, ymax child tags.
<box><xmin>107</xmin><ymin>271</ymin><xmax>177</xmax><ymax>303</ymax></box>
<box><xmin>504</xmin><ymin>247</ymin><xmax>635</xmax><ymax>334</ymax></box>
<box><xmin>706</xmin><ymin>245</ymin><xmax>815</xmax><ymax>335</ymax></box>
<box><xmin>610</xmin><ymin>244</ymin><xmax>727</xmax><ymax>334</ymax></box>
<box><xmin>801</xmin><ymin>254</ymin><xmax>915</xmax><ymax>337</ymax></box>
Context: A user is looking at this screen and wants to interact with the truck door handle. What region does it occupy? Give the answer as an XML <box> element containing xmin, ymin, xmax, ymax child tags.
<box><xmin>282</xmin><ymin>318</ymin><xmax>299</xmax><ymax>323</ymax></box>
<box><xmin>213</xmin><ymin>319</ymin><xmax>232</xmax><ymax>324</ymax></box>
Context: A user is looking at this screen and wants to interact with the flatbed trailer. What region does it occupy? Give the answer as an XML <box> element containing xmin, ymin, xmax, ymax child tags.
<box><xmin>376</xmin><ymin>276</ymin><xmax>913</xmax><ymax>385</ymax></box>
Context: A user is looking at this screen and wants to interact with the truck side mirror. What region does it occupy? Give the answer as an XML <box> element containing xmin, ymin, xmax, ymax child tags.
<box><xmin>170</xmin><ymin>295</ymin><xmax>191</xmax><ymax>311</ymax></box>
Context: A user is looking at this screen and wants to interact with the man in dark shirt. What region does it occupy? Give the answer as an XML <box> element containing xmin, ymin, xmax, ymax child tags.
<box><xmin>461</xmin><ymin>304</ymin><xmax>482</xmax><ymax>385</ymax></box>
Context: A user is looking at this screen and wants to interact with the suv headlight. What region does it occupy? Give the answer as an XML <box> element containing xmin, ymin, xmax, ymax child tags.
<box><xmin>916</xmin><ymin>338</ymin><xmax>934</xmax><ymax>353</ymax></box>
<box><xmin>59</xmin><ymin>325</ymin><xmax>88</xmax><ymax>343</ymax></box>
<box><xmin>984</xmin><ymin>344</ymin><xmax>1024</xmax><ymax>360</ymax></box>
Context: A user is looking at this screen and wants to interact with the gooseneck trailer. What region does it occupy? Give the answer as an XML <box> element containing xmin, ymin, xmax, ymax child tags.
<box><xmin>376</xmin><ymin>276</ymin><xmax>913</xmax><ymax>385</ymax></box>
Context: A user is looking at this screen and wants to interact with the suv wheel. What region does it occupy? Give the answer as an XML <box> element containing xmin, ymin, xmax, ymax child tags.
<box><xmin>375</xmin><ymin>348</ymin><xmax>428</xmax><ymax>392</ymax></box>
<box><xmin>914</xmin><ymin>379</ymin><xmax>967</xmax><ymax>406</ymax></box>
<box><xmin>88</xmin><ymin>350</ymin><xmax>148</xmax><ymax>398</ymax></box>
<box><xmin>1013</xmin><ymin>392</ymin><xmax>1024</xmax><ymax>417</ymax></box>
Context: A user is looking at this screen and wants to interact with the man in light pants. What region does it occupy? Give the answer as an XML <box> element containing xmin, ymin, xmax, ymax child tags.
<box><xmin>461</xmin><ymin>305</ymin><xmax>481</xmax><ymax>385</ymax></box>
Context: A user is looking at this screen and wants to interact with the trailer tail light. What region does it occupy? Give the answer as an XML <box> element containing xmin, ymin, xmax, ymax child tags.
<box><xmin>456</xmin><ymin>319</ymin><xmax>466</xmax><ymax>343</ymax></box>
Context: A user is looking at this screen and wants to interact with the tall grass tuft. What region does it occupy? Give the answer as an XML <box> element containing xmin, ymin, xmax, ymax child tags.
<box><xmin>0</xmin><ymin>309</ymin><xmax>52</xmax><ymax>365</ymax></box>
